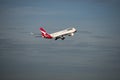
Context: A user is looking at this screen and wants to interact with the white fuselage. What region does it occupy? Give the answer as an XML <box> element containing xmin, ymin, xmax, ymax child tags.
<box><xmin>50</xmin><ymin>28</ymin><xmax>76</xmax><ymax>38</ymax></box>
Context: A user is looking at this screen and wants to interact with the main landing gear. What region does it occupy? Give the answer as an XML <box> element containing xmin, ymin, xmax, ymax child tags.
<box><xmin>61</xmin><ymin>37</ymin><xmax>65</xmax><ymax>40</ymax></box>
<box><xmin>55</xmin><ymin>36</ymin><xmax>65</xmax><ymax>40</ymax></box>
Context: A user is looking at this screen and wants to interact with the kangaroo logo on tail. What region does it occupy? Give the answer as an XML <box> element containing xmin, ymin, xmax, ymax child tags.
<box><xmin>40</xmin><ymin>27</ymin><xmax>53</xmax><ymax>39</ymax></box>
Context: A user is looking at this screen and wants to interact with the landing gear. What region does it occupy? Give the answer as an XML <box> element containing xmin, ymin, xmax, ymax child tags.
<box><xmin>55</xmin><ymin>37</ymin><xmax>58</xmax><ymax>40</ymax></box>
<box><xmin>55</xmin><ymin>36</ymin><xmax>65</xmax><ymax>40</ymax></box>
<box><xmin>61</xmin><ymin>37</ymin><xmax>65</xmax><ymax>40</ymax></box>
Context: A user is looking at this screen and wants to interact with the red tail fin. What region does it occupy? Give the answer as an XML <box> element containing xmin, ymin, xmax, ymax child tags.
<box><xmin>40</xmin><ymin>27</ymin><xmax>46</xmax><ymax>32</ymax></box>
<box><xmin>39</xmin><ymin>27</ymin><xmax>52</xmax><ymax>39</ymax></box>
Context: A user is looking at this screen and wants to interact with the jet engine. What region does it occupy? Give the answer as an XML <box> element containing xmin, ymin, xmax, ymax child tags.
<box><xmin>68</xmin><ymin>33</ymin><xmax>74</xmax><ymax>36</ymax></box>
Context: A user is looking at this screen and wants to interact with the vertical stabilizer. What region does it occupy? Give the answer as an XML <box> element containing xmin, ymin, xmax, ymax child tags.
<box><xmin>39</xmin><ymin>27</ymin><xmax>52</xmax><ymax>39</ymax></box>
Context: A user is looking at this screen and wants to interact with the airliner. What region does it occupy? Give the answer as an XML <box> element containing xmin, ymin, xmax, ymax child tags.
<box><xmin>31</xmin><ymin>27</ymin><xmax>77</xmax><ymax>40</ymax></box>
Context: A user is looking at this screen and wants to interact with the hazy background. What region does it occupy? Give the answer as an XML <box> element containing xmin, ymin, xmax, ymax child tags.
<box><xmin>0</xmin><ymin>0</ymin><xmax>120</xmax><ymax>80</ymax></box>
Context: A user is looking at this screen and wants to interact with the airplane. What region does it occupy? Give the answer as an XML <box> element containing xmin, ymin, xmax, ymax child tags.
<box><xmin>31</xmin><ymin>27</ymin><xmax>77</xmax><ymax>40</ymax></box>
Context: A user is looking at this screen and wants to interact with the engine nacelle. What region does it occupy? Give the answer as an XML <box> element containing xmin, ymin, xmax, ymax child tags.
<box><xmin>68</xmin><ymin>33</ymin><xmax>74</xmax><ymax>36</ymax></box>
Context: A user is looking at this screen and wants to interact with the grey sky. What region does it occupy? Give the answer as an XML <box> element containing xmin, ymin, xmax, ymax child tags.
<box><xmin>0</xmin><ymin>0</ymin><xmax>120</xmax><ymax>80</ymax></box>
